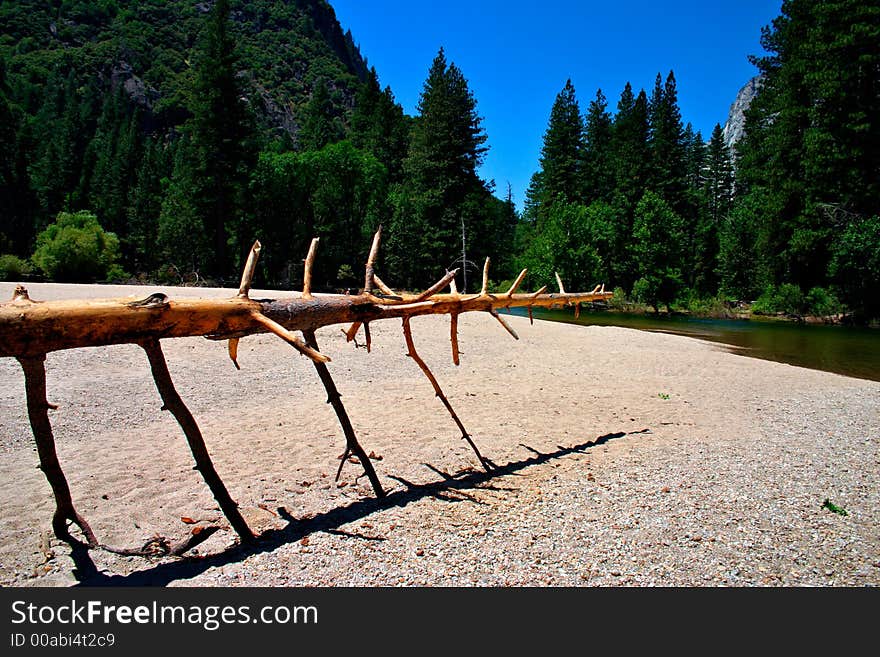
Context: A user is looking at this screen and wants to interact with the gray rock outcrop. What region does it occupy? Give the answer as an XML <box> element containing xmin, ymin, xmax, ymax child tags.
<box><xmin>722</xmin><ymin>75</ymin><xmax>763</xmax><ymax>151</ymax></box>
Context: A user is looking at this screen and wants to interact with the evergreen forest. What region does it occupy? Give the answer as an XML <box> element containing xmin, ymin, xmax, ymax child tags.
<box><xmin>0</xmin><ymin>0</ymin><xmax>878</xmax><ymax>321</ymax></box>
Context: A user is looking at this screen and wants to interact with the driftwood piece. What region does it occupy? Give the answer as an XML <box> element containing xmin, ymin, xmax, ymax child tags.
<box><xmin>1</xmin><ymin>229</ymin><xmax>612</xmax><ymax>558</ymax></box>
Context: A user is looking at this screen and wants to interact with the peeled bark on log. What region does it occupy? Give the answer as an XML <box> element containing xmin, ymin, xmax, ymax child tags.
<box><xmin>0</xmin><ymin>289</ymin><xmax>612</xmax><ymax>357</ymax></box>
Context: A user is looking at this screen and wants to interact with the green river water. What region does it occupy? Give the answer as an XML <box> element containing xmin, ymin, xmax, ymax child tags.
<box><xmin>509</xmin><ymin>307</ymin><xmax>880</xmax><ymax>383</ymax></box>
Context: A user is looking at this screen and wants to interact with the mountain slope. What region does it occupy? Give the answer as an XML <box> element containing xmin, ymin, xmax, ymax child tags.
<box><xmin>0</xmin><ymin>0</ymin><xmax>368</xmax><ymax>140</ymax></box>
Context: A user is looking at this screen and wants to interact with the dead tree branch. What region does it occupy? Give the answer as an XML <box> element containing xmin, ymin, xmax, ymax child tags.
<box><xmin>141</xmin><ymin>338</ymin><xmax>254</xmax><ymax>544</ymax></box>
<box><xmin>402</xmin><ymin>316</ymin><xmax>494</xmax><ymax>472</ymax></box>
<box><xmin>301</xmin><ymin>329</ymin><xmax>385</xmax><ymax>498</ymax></box>
<box><xmin>17</xmin><ymin>355</ymin><xmax>99</xmax><ymax>548</ymax></box>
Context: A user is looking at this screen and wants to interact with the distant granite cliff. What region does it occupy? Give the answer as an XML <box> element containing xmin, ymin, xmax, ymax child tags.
<box><xmin>722</xmin><ymin>75</ymin><xmax>763</xmax><ymax>151</ymax></box>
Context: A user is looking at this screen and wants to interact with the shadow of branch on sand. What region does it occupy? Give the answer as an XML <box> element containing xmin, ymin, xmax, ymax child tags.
<box><xmin>70</xmin><ymin>429</ymin><xmax>635</xmax><ymax>586</ymax></box>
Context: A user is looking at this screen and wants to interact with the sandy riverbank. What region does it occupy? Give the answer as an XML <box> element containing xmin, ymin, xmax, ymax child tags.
<box><xmin>0</xmin><ymin>282</ymin><xmax>877</xmax><ymax>586</ymax></box>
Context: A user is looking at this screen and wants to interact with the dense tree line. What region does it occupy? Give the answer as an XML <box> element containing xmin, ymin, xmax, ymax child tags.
<box><xmin>0</xmin><ymin>0</ymin><xmax>377</xmax><ymax>284</ymax></box>
<box><xmin>519</xmin><ymin>72</ymin><xmax>734</xmax><ymax>312</ymax></box>
<box><xmin>520</xmin><ymin>0</ymin><xmax>879</xmax><ymax>319</ymax></box>
<box><xmin>733</xmin><ymin>0</ymin><xmax>880</xmax><ymax>319</ymax></box>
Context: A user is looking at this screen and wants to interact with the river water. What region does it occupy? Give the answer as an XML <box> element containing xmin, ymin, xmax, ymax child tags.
<box><xmin>509</xmin><ymin>307</ymin><xmax>880</xmax><ymax>382</ymax></box>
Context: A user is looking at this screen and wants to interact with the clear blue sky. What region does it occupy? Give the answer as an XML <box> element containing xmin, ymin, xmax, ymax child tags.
<box><xmin>330</xmin><ymin>0</ymin><xmax>782</xmax><ymax>211</ymax></box>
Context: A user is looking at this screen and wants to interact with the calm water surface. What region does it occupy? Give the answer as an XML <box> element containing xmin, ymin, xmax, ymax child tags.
<box><xmin>510</xmin><ymin>307</ymin><xmax>880</xmax><ymax>382</ymax></box>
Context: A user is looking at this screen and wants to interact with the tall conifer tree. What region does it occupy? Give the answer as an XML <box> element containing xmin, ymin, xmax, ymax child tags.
<box><xmin>736</xmin><ymin>0</ymin><xmax>880</xmax><ymax>298</ymax></box>
<box><xmin>299</xmin><ymin>77</ymin><xmax>343</xmax><ymax>151</ymax></box>
<box><xmin>647</xmin><ymin>71</ymin><xmax>686</xmax><ymax>212</ymax></box>
<box><xmin>535</xmin><ymin>79</ymin><xmax>584</xmax><ymax>210</ymax></box>
<box><xmin>181</xmin><ymin>0</ymin><xmax>257</xmax><ymax>276</ymax></box>
<box><xmin>690</xmin><ymin>124</ymin><xmax>732</xmax><ymax>294</ymax></box>
<box><xmin>350</xmin><ymin>67</ymin><xmax>409</xmax><ymax>183</ymax></box>
<box><xmin>0</xmin><ymin>58</ymin><xmax>23</xmax><ymax>253</ymax></box>
<box><xmin>583</xmin><ymin>88</ymin><xmax>613</xmax><ymax>204</ymax></box>
<box><xmin>704</xmin><ymin>124</ymin><xmax>733</xmax><ymax>230</ymax></box>
<box><xmin>390</xmin><ymin>48</ymin><xmax>489</xmax><ymax>288</ymax></box>
<box><xmin>611</xmin><ymin>83</ymin><xmax>650</xmax><ymax>210</ymax></box>
<box><xmin>609</xmin><ymin>83</ymin><xmax>650</xmax><ymax>289</ymax></box>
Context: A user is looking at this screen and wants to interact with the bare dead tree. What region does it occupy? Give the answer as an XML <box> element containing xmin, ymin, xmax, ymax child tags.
<box><xmin>0</xmin><ymin>228</ymin><xmax>611</xmax><ymax>556</ymax></box>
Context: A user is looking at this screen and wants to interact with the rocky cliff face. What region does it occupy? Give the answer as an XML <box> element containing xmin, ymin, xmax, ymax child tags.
<box><xmin>722</xmin><ymin>75</ymin><xmax>763</xmax><ymax>151</ymax></box>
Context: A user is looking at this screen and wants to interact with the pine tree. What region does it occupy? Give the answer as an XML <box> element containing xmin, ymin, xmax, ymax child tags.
<box><xmin>611</xmin><ymin>83</ymin><xmax>650</xmax><ymax>211</ymax></box>
<box><xmin>719</xmin><ymin>191</ymin><xmax>768</xmax><ymax>300</ymax></box>
<box><xmin>682</xmin><ymin>123</ymin><xmax>706</xmax><ymax>194</ymax></box>
<box><xmin>128</xmin><ymin>137</ymin><xmax>171</xmax><ymax>274</ymax></box>
<box><xmin>582</xmin><ymin>88</ymin><xmax>613</xmax><ymax>204</ymax></box>
<box><xmin>534</xmin><ymin>79</ymin><xmax>584</xmax><ymax>211</ymax></box>
<box><xmin>704</xmin><ymin>124</ymin><xmax>733</xmax><ymax>231</ymax></box>
<box><xmin>492</xmin><ymin>182</ymin><xmax>520</xmax><ymax>275</ymax></box>
<box><xmin>609</xmin><ymin>83</ymin><xmax>650</xmax><ymax>289</ymax></box>
<box><xmin>29</xmin><ymin>67</ymin><xmax>91</xmax><ymax>220</ymax></box>
<box><xmin>299</xmin><ymin>77</ymin><xmax>343</xmax><ymax>151</ymax></box>
<box><xmin>158</xmin><ymin>136</ymin><xmax>210</xmax><ymax>277</ymax></box>
<box><xmin>184</xmin><ymin>0</ymin><xmax>258</xmax><ymax>277</ymax></box>
<box><xmin>407</xmin><ymin>48</ymin><xmax>488</xmax><ymax>183</ymax></box>
<box><xmin>679</xmin><ymin>123</ymin><xmax>706</xmax><ymax>291</ymax></box>
<box><xmin>647</xmin><ymin>71</ymin><xmax>686</xmax><ymax>212</ymax></box>
<box><xmin>735</xmin><ymin>0</ymin><xmax>880</xmax><ymax>304</ymax></box>
<box><xmin>349</xmin><ymin>67</ymin><xmax>409</xmax><ymax>183</ymax></box>
<box><xmin>389</xmin><ymin>48</ymin><xmax>489</xmax><ymax>288</ymax></box>
<box><xmin>6</xmin><ymin>118</ymin><xmax>39</xmax><ymax>257</ymax></box>
<box><xmin>522</xmin><ymin>171</ymin><xmax>545</xmax><ymax>224</ymax></box>
<box><xmin>0</xmin><ymin>58</ymin><xmax>21</xmax><ymax>253</ymax></box>
<box><xmin>82</xmin><ymin>90</ymin><xmax>142</xmax><ymax>239</ymax></box>
<box><xmin>693</xmin><ymin>124</ymin><xmax>732</xmax><ymax>294</ymax></box>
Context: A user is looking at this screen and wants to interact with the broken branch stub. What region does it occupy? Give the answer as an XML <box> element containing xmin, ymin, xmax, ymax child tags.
<box><xmin>1</xmin><ymin>227</ymin><xmax>612</xmax><ymax>559</ymax></box>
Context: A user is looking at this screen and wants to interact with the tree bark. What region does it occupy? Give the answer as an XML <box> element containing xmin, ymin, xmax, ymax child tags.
<box><xmin>0</xmin><ymin>289</ymin><xmax>612</xmax><ymax>358</ymax></box>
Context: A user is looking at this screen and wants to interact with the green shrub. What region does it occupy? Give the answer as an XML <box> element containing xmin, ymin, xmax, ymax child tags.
<box><xmin>631</xmin><ymin>277</ymin><xmax>654</xmax><ymax>310</ymax></box>
<box><xmin>829</xmin><ymin>215</ymin><xmax>880</xmax><ymax>319</ymax></box>
<box><xmin>775</xmin><ymin>283</ymin><xmax>805</xmax><ymax>316</ymax></box>
<box><xmin>607</xmin><ymin>286</ymin><xmax>643</xmax><ymax>311</ymax></box>
<box><xmin>678</xmin><ymin>292</ymin><xmax>735</xmax><ymax>318</ymax></box>
<box><xmin>805</xmin><ymin>287</ymin><xmax>841</xmax><ymax>319</ymax></box>
<box><xmin>751</xmin><ymin>283</ymin><xmax>807</xmax><ymax>317</ymax></box>
<box><xmin>750</xmin><ymin>286</ymin><xmax>777</xmax><ymax>315</ymax></box>
<box><xmin>0</xmin><ymin>254</ymin><xmax>32</xmax><ymax>281</ymax></box>
<box><xmin>31</xmin><ymin>211</ymin><xmax>126</xmax><ymax>282</ymax></box>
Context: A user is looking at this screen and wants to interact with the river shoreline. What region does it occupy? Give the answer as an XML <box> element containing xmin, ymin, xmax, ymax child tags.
<box><xmin>592</xmin><ymin>301</ymin><xmax>878</xmax><ymax>326</ymax></box>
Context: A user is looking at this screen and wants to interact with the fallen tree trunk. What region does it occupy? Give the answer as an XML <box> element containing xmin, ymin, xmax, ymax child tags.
<box><xmin>1</xmin><ymin>228</ymin><xmax>612</xmax><ymax>557</ymax></box>
<box><xmin>0</xmin><ymin>283</ymin><xmax>609</xmax><ymax>357</ymax></box>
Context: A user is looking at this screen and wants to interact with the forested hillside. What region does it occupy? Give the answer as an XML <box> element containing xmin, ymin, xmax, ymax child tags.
<box><xmin>0</xmin><ymin>0</ymin><xmax>380</xmax><ymax>282</ymax></box>
<box><xmin>0</xmin><ymin>0</ymin><xmax>877</xmax><ymax>320</ymax></box>
<box><xmin>0</xmin><ymin>0</ymin><xmax>512</xmax><ymax>290</ymax></box>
